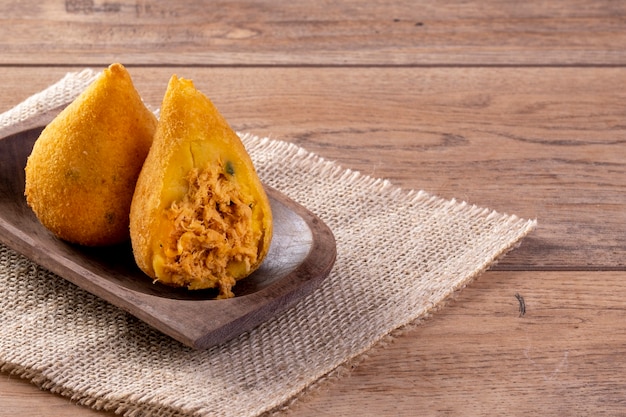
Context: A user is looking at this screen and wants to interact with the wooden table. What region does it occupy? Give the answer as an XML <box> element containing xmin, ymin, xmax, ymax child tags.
<box><xmin>2</xmin><ymin>1</ymin><xmax>626</xmax><ymax>415</ymax></box>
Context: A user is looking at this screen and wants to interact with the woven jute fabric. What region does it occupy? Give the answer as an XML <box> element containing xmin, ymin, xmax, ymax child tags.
<box><xmin>0</xmin><ymin>70</ymin><xmax>536</xmax><ymax>417</ymax></box>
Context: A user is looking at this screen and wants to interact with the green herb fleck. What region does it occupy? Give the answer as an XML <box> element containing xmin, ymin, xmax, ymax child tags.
<box><xmin>225</xmin><ymin>161</ymin><xmax>235</xmax><ymax>176</ymax></box>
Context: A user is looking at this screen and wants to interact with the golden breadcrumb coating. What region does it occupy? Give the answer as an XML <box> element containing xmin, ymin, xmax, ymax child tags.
<box><xmin>24</xmin><ymin>63</ymin><xmax>157</xmax><ymax>246</ymax></box>
<box><xmin>130</xmin><ymin>75</ymin><xmax>272</xmax><ymax>298</ymax></box>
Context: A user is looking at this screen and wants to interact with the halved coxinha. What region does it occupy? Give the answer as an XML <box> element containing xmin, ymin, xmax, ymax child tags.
<box><xmin>130</xmin><ymin>75</ymin><xmax>273</xmax><ymax>299</ymax></box>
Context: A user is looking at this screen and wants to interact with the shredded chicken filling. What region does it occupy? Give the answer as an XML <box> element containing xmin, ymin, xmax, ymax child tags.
<box><xmin>161</xmin><ymin>164</ymin><xmax>258</xmax><ymax>298</ymax></box>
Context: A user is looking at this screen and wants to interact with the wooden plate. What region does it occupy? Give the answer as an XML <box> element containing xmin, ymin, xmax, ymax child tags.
<box><xmin>0</xmin><ymin>127</ymin><xmax>336</xmax><ymax>349</ymax></box>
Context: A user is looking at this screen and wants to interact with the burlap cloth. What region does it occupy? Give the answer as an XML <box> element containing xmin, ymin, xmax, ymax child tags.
<box><xmin>0</xmin><ymin>69</ymin><xmax>536</xmax><ymax>417</ymax></box>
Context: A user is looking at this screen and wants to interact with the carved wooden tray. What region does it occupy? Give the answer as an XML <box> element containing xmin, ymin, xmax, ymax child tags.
<box><xmin>0</xmin><ymin>127</ymin><xmax>336</xmax><ymax>349</ymax></box>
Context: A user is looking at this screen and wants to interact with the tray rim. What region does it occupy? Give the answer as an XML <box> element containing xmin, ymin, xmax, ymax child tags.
<box><xmin>0</xmin><ymin>126</ymin><xmax>337</xmax><ymax>349</ymax></box>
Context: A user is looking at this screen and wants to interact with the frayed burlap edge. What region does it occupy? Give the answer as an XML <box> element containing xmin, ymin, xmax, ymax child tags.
<box><xmin>0</xmin><ymin>70</ymin><xmax>537</xmax><ymax>417</ymax></box>
<box><xmin>234</xmin><ymin>134</ymin><xmax>537</xmax><ymax>416</ymax></box>
<box><xmin>0</xmin><ymin>162</ymin><xmax>536</xmax><ymax>417</ymax></box>
<box><xmin>0</xmin><ymin>69</ymin><xmax>99</xmax><ymax>139</ymax></box>
<box><xmin>260</xmin><ymin>213</ymin><xmax>536</xmax><ymax>417</ymax></box>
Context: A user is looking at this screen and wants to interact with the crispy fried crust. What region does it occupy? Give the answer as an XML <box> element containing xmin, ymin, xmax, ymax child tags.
<box><xmin>129</xmin><ymin>75</ymin><xmax>273</xmax><ymax>298</ymax></box>
<box><xmin>25</xmin><ymin>63</ymin><xmax>157</xmax><ymax>246</ymax></box>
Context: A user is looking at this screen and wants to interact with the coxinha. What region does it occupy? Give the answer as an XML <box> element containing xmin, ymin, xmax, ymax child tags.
<box><xmin>25</xmin><ymin>63</ymin><xmax>273</xmax><ymax>299</ymax></box>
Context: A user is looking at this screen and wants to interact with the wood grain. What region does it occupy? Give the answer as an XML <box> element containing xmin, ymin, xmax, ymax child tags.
<box><xmin>3</xmin><ymin>271</ymin><xmax>626</xmax><ymax>416</ymax></box>
<box><xmin>0</xmin><ymin>0</ymin><xmax>625</xmax><ymax>65</ymax></box>
<box><xmin>1</xmin><ymin>0</ymin><xmax>625</xmax><ymax>415</ymax></box>
<box><xmin>0</xmin><ymin>377</ymin><xmax>109</xmax><ymax>416</ymax></box>
<box><xmin>0</xmin><ymin>126</ymin><xmax>335</xmax><ymax>349</ymax></box>
<box><xmin>290</xmin><ymin>271</ymin><xmax>626</xmax><ymax>416</ymax></box>
<box><xmin>3</xmin><ymin>67</ymin><xmax>624</xmax><ymax>270</ymax></box>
